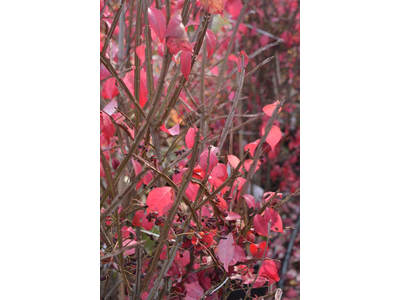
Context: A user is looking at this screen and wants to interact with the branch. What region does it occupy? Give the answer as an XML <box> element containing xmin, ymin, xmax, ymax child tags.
<box><xmin>213</xmin><ymin>0</ymin><xmax>250</xmax><ymax>97</ymax></box>
<box><xmin>100</xmin><ymin>52</ymin><xmax>146</xmax><ymax>117</ymax></box>
<box><xmin>278</xmin><ymin>214</ymin><xmax>300</xmax><ymax>289</ymax></box>
<box><xmin>235</xmin><ymin>98</ymin><xmax>285</xmax><ymax>213</ymax></box>
<box><xmin>273</xmin><ymin>189</ymin><xmax>300</xmax><ymax>210</ymax></box>
<box><xmin>244</xmin><ymin>222</ymin><xmax>271</xmax><ymax>300</ymax></box>
<box><xmin>208</xmin><ymin>277</ymin><xmax>229</xmax><ymax>296</ymax></box>
<box><xmin>101</xmin><ymin>0</ymin><xmax>126</xmax><ymax>56</ymax></box>
<box><xmin>100</xmin><ymin>241</ymin><xmax>145</xmax><ymax>261</ymax></box>
<box><xmin>218</xmin><ymin>54</ymin><xmax>246</xmax><ymax>149</ymax></box>
<box><xmin>140</xmin><ymin>129</ymin><xmax>202</xmax><ymax>296</ymax></box>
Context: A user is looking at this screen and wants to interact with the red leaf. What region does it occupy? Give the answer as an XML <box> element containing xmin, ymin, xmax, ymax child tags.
<box><xmin>185</xmin><ymin>126</ymin><xmax>198</xmax><ymax>148</ymax></box>
<box><xmin>166</xmin><ymin>37</ymin><xmax>192</xmax><ymax>54</ymax></box>
<box><xmin>262</xmin><ymin>124</ymin><xmax>282</xmax><ymax>152</ymax></box>
<box><xmin>185</xmin><ymin>20</ymin><xmax>199</xmax><ymax>29</ymax></box>
<box><xmin>252</xmin><ymin>275</ymin><xmax>269</xmax><ymax>289</ymax></box>
<box><xmin>122</xmin><ymin>239</ymin><xmax>137</xmax><ymax>256</ymax></box>
<box><xmin>172</xmin><ymin>167</ymin><xmax>186</xmax><ymax>184</ymax></box>
<box><xmin>233</xmin><ymin>177</ymin><xmax>246</xmax><ymax>193</ymax></box>
<box><xmin>253</xmin><ymin>214</ymin><xmax>269</xmax><ymax>237</ymax></box>
<box><xmin>262</xmin><ymin>100</ymin><xmax>282</xmax><ymax>117</ymax></box>
<box><xmin>217</xmin><ymin>233</ymin><xmax>246</xmax><ymax>271</ymax></box>
<box><xmin>102</xmin><ymin>99</ymin><xmax>118</xmax><ymax>116</ymax></box>
<box><xmin>100</xmin><ymin>64</ymin><xmax>111</xmax><ymax>81</ymax></box>
<box><xmin>217</xmin><ymin>233</ymin><xmax>236</xmax><ymax>271</ymax></box>
<box><xmin>205</xmin><ymin>29</ymin><xmax>217</xmax><ymax>58</ymax></box>
<box><xmin>249</xmin><ymin>243</ymin><xmax>258</xmax><ymax>257</ymax></box>
<box><xmin>260</xmin><ymin>260</ymin><xmax>280</xmax><ymax>284</ymax></box>
<box><xmin>225</xmin><ymin>0</ymin><xmax>243</xmax><ymax>19</ymax></box>
<box><xmin>112</xmin><ymin>158</ymin><xmax>120</xmax><ymax>170</ymax></box>
<box><xmin>200</xmin><ymin>234</ymin><xmax>214</xmax><ymax>248</ymax></box>
<box><xmin>263</xmin><ymin>191</ymin><xmax>282</xmax><ymax>203</ymax></box>
<box><xmin>129</xmin><ymin>154</ymin><xmax>141</xmax><ymax>173</ymax></box>
<box><xmin>100</xmin><ymin>112</ymin><xmax>115</xmax><ymax>143</ymax></box>
<box><xmin>209</xmin><ymin>177</ymin><xmax>225</xmax><ymax>195</ymax></box>
<box><xmin>143</xmin><ymin>170</ymin><xmax>154</xmax><ymax>185</ymax></box>
<box><xmin>227</xmin><ymin>154</ymin><xmax>241</xmax><ymax>170</ymax></box>
<box><xmin>200</xmin><ymin>0</ymin><xmax>224</xmax><ymax>15</ymax></box>
<box><xmin>210</xmin><ymin>163</ymin><xmax>228</xmax><ymax>181</ymax></box>
<box><xmin>216</xmin><ymin>195</ymin><xmax>228</xmax><ymax>211</ymax></box>
<box><xmin>146</xmin><ymin>187</ymin><xmax>174</xmax><ymax>216</ymax></box>
<box><xmin>244</xmin><ymin>139</ymin><xmax>260</xmax><ymax>157</ymax></box>
<box><xmin>102</xmin><ymin>78</ymin><xmax>119</xmax><ymax>99</ymax></box>
<box><xmin>185</xmin><ymin>182</ymin><xmax>200</xmax><ymax>201</ymax></box>
<box><xmin>243</xmin><ymin>194</ymin><xmax>256</xmax><ymax>209</ymax></box>
<box><xmin>132</xmin><ymin>210</ymin><xmax>144</xmax><ymax>227</ymax></box>
<box><xmin>142</xmin><ymin>214</ymin><xmax>154</xmax><ymax>230</ymax></box>
<box><xmin>147</xmin><ymin>7</ymin><xmax>166</xmax><ymax>42</ymax></box>
<box><xmin>160</xmin><ymin>123</ymin><xmax>180</xmax><ymax>136</ymax></box>
<box><xmin>168</xmin><ymin>123</ymin><xmax>180</xmax><ymax>135</ymax></box>
<box><xmin>244</xmin><ymin>159</ymin><xmax>261</xmax><ymax>173</ymax></box>
<box><xmin>165</xmin><ymin>13</ymin><xmax>187</xmax><ymax>38</ymax></box>
<box><xmin>135</xmin><ymin>45</ymin><xmax>146</xmax><ymax>61</ymax></box>
<box><xmin>122</xmin><ymin>70</ymin><xmax>148</xmax><ymax>108</ymax></box>
<box><xmin>232</xmin><ymin>243</ymin><xmax>247</xmax><ymax>264</ymax></box>
<box><xmin>175</xmin><ymin>250</ymin><xmax>190</xmax><ymax>267</ymax></box>
<box><xmin>165</xmin><ymin>14</ymin><xmax>192</xmax><ymax>54</ymax></box>
<box><xmin>180</xmin><ymin>50</ymin><xmax>192</xmax><ymax>81</ymax></box>
<box><xmin>228</xmin><ymin>54</ymin><xmax>238</xmax><ymax>63</ymax></box>
<box><xmin>264</xmin><ymin>208</ymin><xmax>272</xmax><ymax>224</ymax></box>
<box><xmin>199</xmin><ymin>146</ymin><xmax>220</xmax><ymax>176</ymax></box>
<box><xmin>249</xmin><ymin>241</ymin><xmax>268</xmax><ymax>259</ymax></box>
<box><xmin>185</xmin><ymin>281</ymin><xmax>204</xmax><ymax>300</ymax></box>
<box><xmin>160</xmin><ymin>244</ymin><xmax>168</xmax><ymax>259</ymax></box>
<box><xmin>226</xmin><ymin>211</ymin><xmax>241</xmax><ymax>221</ymax></box>
<box><xmin>131</xmin><ymin>159</ymin><xmax>143</xmax><ymax>189</ymax></box>
<box><xmin>269</xmin><ymin>208</ymin><xmax>283</xmax><ymax>233</ymax></box>
<box><xmin>139</xmin><ymin>70</ymin><xmax>149</xmax><ymax>107</ymax></box>
<box><xmin>176</xmin><ymin>250</ymin><xmax>190</xmax><ymax>267</ymax></box>
<box><xmin>120</xmin><ymin>226</ymin><xmax>135</xmax><ymax>239</ymax></box>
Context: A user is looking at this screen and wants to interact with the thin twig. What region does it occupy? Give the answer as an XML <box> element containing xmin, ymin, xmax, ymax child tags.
<box><xmin>209</xmin><ymin>277</ymin><xmax>229</xmax><ymax>295</ymax></box>
<box><xmin>218</xmin><ymin>54</ymin><xmax>246</xmax><ymax>149</ymax></box>
<box><xmin>100</xmin><ymin>52</ymin><xmax>145</xmax><ymax>117</ymax></box>
<box><xmin>101</xmin><ymin>0</ymin><xmax>126</xmax><ymax>56</ymax></box>
<box><xmin>235</xmin><ymin>99</ymin><xmax>285</xmax><ymax>213</ymax></box>
<box><xmin>278</xmin><ymin>214</ymin><xmax>300</xmax><ymax>289</ymax></box>
<box><xmin>140</xmin><ymin>129</ymin><xmax>201</xmax><ymax>297</ymax></box>
<box><xmin>244</xmin><ymin>223</ymin><xmax>271</xmax><ymax>300</ymax></box>
<box><xmin>104</xmin><ymin>280</ymin><xmax>123</xmax><ymax>299</ymax></box>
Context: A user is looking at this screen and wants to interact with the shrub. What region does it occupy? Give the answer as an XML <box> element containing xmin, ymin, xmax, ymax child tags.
<box><xmin>100</xmin><ymin>0</ymin><xmax>299</xmax><ymax>298</ymax></box>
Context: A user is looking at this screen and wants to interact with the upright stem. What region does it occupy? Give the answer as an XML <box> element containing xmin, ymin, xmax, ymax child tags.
<box><xmin>209</xmin><ymin>0</ymin><xmax>250</xmax><ymax>113</ymax></box>
<box><xmin>142</xmin><ymin>0</ymin><xmax>154</xmax><ymax>98</ymax></box>
<box><xmin>278</xmin><ymin>214</ymin><xmax>300</xmax><ymax>289</ymax></box>
<box><xmin>200</xmin><ymin>35</ymin><xmax>207</xmax><ymax>153</ymax></box>
<box><xmin>134</xmin><ymin>0</ymin><xmax>143</xmax><ymax>127</ymax></box>
<box><xmin>140</xmin><ymin>130</ymin><xmax>201</xmax><ymax>297</ymax></box>
<box><xmin>118</xmin><ymin>1</ymin><xmax>125</xmax><ymax>71</ymax></box>
<box><xmin>235</xmin><ymin>99</ymin><xmax>285</xmax><ymax>213</ymax></box>
<box><xmin>156</xmin><ymin>13</ymin><xmax>211</xmax><ymax>128</ymax></box>
<box><xmin>218</xmin><ymin>55</ymin><xmax>246</xmax><ymax>150</ymax></box>
<box><xmin>125</xmin><ymin>0</ymin><xmax>135</xmax><ymax>60</ymax></box>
